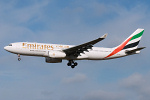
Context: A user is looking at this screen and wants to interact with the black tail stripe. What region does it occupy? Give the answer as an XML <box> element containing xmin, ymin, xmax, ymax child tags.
<box><xmin>123</xmin><ymin>41</ymin><xmax>140</xmax><ymax>50</ymax></box>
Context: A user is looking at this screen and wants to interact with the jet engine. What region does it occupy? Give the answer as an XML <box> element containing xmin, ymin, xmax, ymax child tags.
<box><xmin>45</xmin><ymin>57</ymin><xmax>62</xmax><ymax>63</ymax></box>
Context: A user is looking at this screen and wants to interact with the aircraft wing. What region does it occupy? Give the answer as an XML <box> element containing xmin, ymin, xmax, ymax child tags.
<box><xmin>63</xmin><ymin>34</ymin><xmax>107</xmax><ymax>57</ymax></box>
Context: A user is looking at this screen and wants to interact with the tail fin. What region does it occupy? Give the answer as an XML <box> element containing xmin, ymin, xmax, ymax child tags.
<box><xmin>121</xmin><ymin>28</ymin><xmax>144</xmax><ymax>50</ymax></box>
<box><xmin>105</xmin><ymin>29</ymin><xmax>144</xmax><ymax>58</ymax></box>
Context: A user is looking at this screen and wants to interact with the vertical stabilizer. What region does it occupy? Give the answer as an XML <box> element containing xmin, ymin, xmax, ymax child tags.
<box><xmin>122</xmin><ymin>28</ymin><xmax>144</xmax><ymax>50</ymax></box>
<box><xmin>105</xmin><ymin>28</ymin><xmax>144</xmax><ymax>58</ymax></box>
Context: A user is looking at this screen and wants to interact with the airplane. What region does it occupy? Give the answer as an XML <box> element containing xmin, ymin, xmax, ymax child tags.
<box><xmin>4</xmin><ymin>28</ymin><xmax>145</xmax><ymax>68</ymax></box>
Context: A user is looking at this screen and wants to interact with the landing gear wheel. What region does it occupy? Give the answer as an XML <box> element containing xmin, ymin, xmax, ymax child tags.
<box><xmin>67</xmin><ymin>62</ymin><xmax>71</xmax><ymax>66</ymax></box>
<box><xmin>18</xmin><ymin>58</ymin><xmax>21</xmax><ymax>61</ymax></box>
<box><xmin>67</xmin><ymin>60</ymin><xmax>78</xmax><ymax>68</ymax></box>
<box><xmin>17</xmin><ymin>54</ymin><xmax>21</xmax><ymax>61</ymax></box>
<box><xmin>74</xmin><ymin>62</ymin><xmax>78</xmax><ymax>66</ymax></box>
<box><xmin>71</xmin><ymin>65</ymin><xmax>75</xmax><ymax>69</ymax></box>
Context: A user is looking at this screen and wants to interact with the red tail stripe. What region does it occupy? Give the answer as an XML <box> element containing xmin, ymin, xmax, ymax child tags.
<box><xmin>105</xmin><ymin>37</ymin><xmax>132</xmax><ymax>58</ymax></box>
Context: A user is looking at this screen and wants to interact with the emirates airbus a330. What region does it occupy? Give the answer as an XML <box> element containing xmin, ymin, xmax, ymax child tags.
<box><xmin>4</xmin><ymin>28</ymin><xmax>145</xmax><ymax>68</ymax></box>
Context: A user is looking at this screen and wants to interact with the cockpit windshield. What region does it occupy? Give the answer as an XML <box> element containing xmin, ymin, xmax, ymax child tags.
<box><xmin>8</xmin><ymin>44</ymin><xmax>12</xmax><ymax>46</ymax></box>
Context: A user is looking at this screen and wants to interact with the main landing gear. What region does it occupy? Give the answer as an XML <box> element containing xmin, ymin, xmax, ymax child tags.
<box><xmin>18</xmin><ymin>54</ymin><xmax>21</xmax><ymax>61</ymax></box>
<box><xmin>67</xmin><ymin>60</ymin><xmax>78</xmax><ymax>69</ymax></box>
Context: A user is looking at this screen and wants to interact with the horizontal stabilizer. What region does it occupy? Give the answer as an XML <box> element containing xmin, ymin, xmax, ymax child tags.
<box><xmin>125</xmin><ymin>47</ymin><xmax>146</xmax><ymax>55</ymax></box>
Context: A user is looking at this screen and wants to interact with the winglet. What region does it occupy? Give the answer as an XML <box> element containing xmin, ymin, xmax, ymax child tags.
<box><xmin>101</xmin><ymin>33</ymin><xmax>108</xmax><ymax>39</ymax></box>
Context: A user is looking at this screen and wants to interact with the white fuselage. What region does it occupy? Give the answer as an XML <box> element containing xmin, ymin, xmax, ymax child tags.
<box><xmin>4</xmin><ymin>42</ymin><xmax>128</xmax><ymax>60</ymax></box>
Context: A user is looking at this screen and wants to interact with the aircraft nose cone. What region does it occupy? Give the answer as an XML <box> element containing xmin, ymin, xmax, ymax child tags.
<box><xmin>4</xmin><ymin>46</ymin><xmax>7</xmax><ymax>50</ymax></box>
<box><xmin>4</xmin><ymin>46</ymin><xmax>8</xmax><ymax>51</ymax></box>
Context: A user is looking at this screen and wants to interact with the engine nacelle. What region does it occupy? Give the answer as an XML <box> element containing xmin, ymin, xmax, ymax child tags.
<box><xmin>48</xmin><ymin>51</ymin><xmax>66</xmax><ymax>58</ymax></box>
<box><xmin>45</xmin><ymin>57</ymin><xmax>62</xmax><ymax>63</ymax></box>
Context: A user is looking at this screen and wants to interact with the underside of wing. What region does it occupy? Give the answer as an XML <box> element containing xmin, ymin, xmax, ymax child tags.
<box><xmin>63</xmin><ymin>34</ymin><xmax>107</xmax><ymax>57</ymax></box>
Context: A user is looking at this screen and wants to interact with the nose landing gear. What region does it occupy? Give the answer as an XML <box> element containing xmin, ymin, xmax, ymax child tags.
<box><xmin>67</xmin><ymin>60</ymin><xmax>78</xmax><ymax>68</ymax></box>
<box><xmin>18</xmin><ymin>54</ymin><xmax>21</xmax><ymax>61</ymax></box>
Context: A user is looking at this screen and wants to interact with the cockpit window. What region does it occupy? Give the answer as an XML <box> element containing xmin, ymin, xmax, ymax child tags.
<box><xmin>8</xmin><ymin>44</ymin><xmax>12</xmax><ymax>46</ymax></box>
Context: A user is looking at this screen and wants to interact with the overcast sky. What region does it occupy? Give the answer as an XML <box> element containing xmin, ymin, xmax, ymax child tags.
<box><xmin>0</xmin><ymin>0</ymin><xmax>150</xmax><ymax>100</ymax></box>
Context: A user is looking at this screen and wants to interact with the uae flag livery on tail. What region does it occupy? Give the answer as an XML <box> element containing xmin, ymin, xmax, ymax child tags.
<box><xmin>105</xmin><ymin>29</ymin><xmax>144</xmax><ymax>58</ymax></box>
<box><xmin>123</xmin><ymin>29</ymin><xmax>144</xmax><ymax>50</ymax></box>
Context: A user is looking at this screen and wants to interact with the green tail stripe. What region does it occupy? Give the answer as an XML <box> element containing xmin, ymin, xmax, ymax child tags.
<box><xmin>130</xmin><ymin>30</ymin><xmax>144</xmax><ymax>41</ymax></box>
